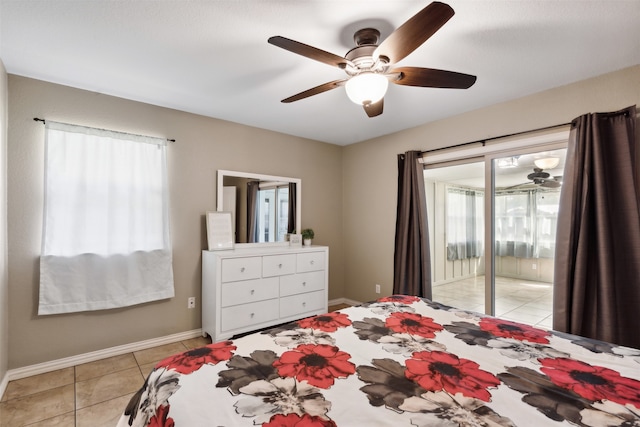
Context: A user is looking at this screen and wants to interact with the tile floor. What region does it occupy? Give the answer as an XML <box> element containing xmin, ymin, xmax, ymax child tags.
<box><xmin>432</xmin><ymin>275</ymin><xmax>554</xmax><ymax>328</ymax></box>
<box><xmin>0</xmin><ymin>336</ymin><xmax>212</xmax><ymax>427</ymax></box>
<box><xmin>0</xmin><ymin>304</ymin><xmax>349</xmax><ymax>426</ymax></box>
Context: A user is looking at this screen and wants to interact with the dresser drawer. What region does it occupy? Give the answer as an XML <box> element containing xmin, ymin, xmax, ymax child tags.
<box><xmin>280</xmin><ymin>290</ymin><xmax>325</xmax><ymax>318</ymax></box>
<box><xmin>296</xmin><ymin>251</ymin><xmax>325</xmax><ymax>273</ymax></box>
<box><xmin>221</xmin><ymin>257</ymin><xmax>262</xmax><ymax>282</ymax></box>
<box><xmin>221</xmin><ymin>277</ymin><xmax>279</xmax><ymax>307</ymax></box>
<box><xmin>280</xmin><ymin>271</ymin><xmax>325</xmax><ymax>297</ymax></box>
<box><xmin>221</xmin><ymin>299</ymin><xmax>279</xmax><ymax>332</ymax></box>
<box><xmin>263</xmin><ymin>254</ymin><xmax>296</xmax><ymax>277</ymax></box>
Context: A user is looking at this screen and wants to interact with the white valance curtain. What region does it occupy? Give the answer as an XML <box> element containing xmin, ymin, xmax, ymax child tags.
<box><xmin>39</xmin><ymin>121</ymin><xmax>174</xmax><ymax>315</ymax></box>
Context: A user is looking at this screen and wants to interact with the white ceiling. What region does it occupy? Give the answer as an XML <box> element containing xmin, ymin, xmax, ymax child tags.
<box><xmin>1</xmin><ymin>1</ymin><xmax>639</xmax><ymax>146</ymax></box>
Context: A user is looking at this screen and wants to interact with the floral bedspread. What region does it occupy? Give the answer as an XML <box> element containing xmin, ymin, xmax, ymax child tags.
<box><xmin>117</xmin><ymin>296</ymin><xmax>640</xmax><ymax>426</ymax></box>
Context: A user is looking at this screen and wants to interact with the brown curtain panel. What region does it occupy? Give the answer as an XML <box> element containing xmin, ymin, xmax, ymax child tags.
<box><xmin>393</xmin><ymin>150</ymin><xmax>432</xmax><ymax>298</ymax></box>
<box><xmin>288</xmin><ymin>182</ymin><xmax>296</xmax><ymax>234</ymax></box>
<box><xmin>246</xmin><ymin>181</ymin><xmax>259</xmax><ymax>243</ymax></box>
<box><xmin>553</xmin><ymin>105</ymin><xmax>640</xmax><ymax>348</ymax></box>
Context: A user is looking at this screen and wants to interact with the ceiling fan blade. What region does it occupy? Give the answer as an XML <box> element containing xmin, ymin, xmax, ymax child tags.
<box><xmin>363</xmin><ymin>99</ymin><xmax>384</xmax><ymax>117</ymax></box>
<box><xmin>281</xmin><ymin>79</ymin><xmax>347</xmax><ymax>103</ymax></box>
<box><xmin>541</xmin><ymin>180</ymin><xmax>561</xmax><ymax>188</ymax></box>
<box><xmin>504</xmin><ymin>182</ymin><xmax>532</xmax><ymax>190</ymax></box>
<box><xmin>374</xmin><ymin>1</ymin><xmax>454</xmax><ymax>64</ymax></box>
<box><xmin>390</xmin><ymin>67</ymin><xmax>476</xmax><ymax>88</ymax></box>
<box><xmin>268</xmin><ymin>36</ymin><xmax>352</xmax><ymax>69</ymax></box>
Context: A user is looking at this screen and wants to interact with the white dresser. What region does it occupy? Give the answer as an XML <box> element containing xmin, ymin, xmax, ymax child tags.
<box><xmin>202</xmin><ymin>245</ymin><xmax>329</xmax><ymax>342</ymax></box>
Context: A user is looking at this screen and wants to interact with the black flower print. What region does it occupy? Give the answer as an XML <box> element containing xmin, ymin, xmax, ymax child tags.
<box><xmin>216</xmin><ymin>350</ymin><xmax>280</xmax><ymax>395</ymax></box>
<box><xmin>357</xmin><ymin>358</ymin><xmax>426</xmax><ymax>410</ymax></box>
<box><xmin>551</xmin><ymin>331</ymin><xmax>621</xmax><ymax>355</ymax></box>
<box><xmin>352</xmin><ymin>317</ymin><xmax>394</xmax><ymax>342</ymax></box>
<box><xmin>123</xmin><ymin>367</ymin><xmax>180</xmax><ymax>427</ymax></box>
<box><xmin>499</xmin><ymin>366</ymin><xmax>640</xmax><ymax>426</ymax></box>
<box><xmin>445</xmin><ymin>321</ymin><xmax>496</xmax><ymax>347</ymax></box>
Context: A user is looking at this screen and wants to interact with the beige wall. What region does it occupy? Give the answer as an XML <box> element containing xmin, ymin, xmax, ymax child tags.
<box><xmin>342</xmin><ymin>65</ymin><xmax>640</xmax><ymax>303</ymax></box>
<box><xmin>0</xmin><ymin>61</ymin><xmax>9</xmax><ymax>386</ymax></box>
<box><xmin>7</xmin><ymin>75</ymin><xmax>344</xmax><ymax>369</ymax></box>
<box><xmin>5</xmin><ymin>65</ymin><xmax>640</xmax><ymax>370</ymax></box>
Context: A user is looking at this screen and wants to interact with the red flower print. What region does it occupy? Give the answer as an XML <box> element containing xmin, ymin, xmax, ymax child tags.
<box><xmin>378</xmin><ymin>295</ymin><xmax>421</xmax><ymax>304</ymax></box>
<box><xmin>479</xmin><ymin>317</ymin><xmax>550</xmax><ymax>344</ymax></box>
<box><xmin>273</xmin><ymin>344</ymin><xmax>356</xmax><ymax>388</ymax></box>
<box><xmin>263</xmin><ymin>413</ymin><xmax>337</xmax><ymax>427</ymax></box>
<box><xmin>297</xmin><ymin>312</ymin><xmax>352</xmax><ymax>332</ymax></box>
<box><xmin>405</xmin><ymin>351</ymin><xmax>500</xmax><ymax>401</ymax></box>
<box><xmin>385</xmin><ymin>312</ymin><xmax>443</xmax><ymax>339</ymax></box>
<box><xmin>540</xmin><ymin>357</ymin><xmax>640</xmax><ymax>408</ymax></box>
<box><xmin>148</xmin><ymin>404</ymin><xmax>174</xmax><ymax>427</ymax></box>
<box><xmin>156</xmin><ymin>341</ymin><xmax>236</xmax><ymax>374</ymax></box>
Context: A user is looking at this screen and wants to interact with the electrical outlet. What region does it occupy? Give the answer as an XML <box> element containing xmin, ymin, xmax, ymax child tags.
<box><xmin>532</xmin><ymin>264</ymin><xmax>537</xmax><ymax>270</ymax></box>
<box><xmin>187</xmin><ymin>297</ymin><xmax>196</xmax><ymax>309</ymax></box>
<box><xmin>375</xmin><ymin>284</ymin><xmax>381</xmax><ymax>294</ymax></box>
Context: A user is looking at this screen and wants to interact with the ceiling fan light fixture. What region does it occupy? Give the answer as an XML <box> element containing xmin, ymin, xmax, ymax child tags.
<box><xmin>345</xmin><ymin>72</ymin><xmax>388</xmax><ymax>105</ymax></box>
<box><xmin>534</xmin><ymin>157</ymin><xmax>560</xmax><ymax>170</ymax></box>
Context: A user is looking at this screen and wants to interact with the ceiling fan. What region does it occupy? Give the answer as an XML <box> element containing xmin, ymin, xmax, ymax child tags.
<box><xmin>507</xmin><ymin>167</ymin><xmax>562</xmax><ymax>190</ymax></box>
<box><xmin>267</xmin><ymin>1</ymin><xmax>476</xmax><ymax>117</ymax></box>
<box><xmin>527</xmin><ymin>167</ymin><xmax>562</xmax><ymax>188</ymax></box>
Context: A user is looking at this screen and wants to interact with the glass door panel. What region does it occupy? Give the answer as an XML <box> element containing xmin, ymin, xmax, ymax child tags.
<box><xmin>424</xmin><ymin>161</ymin><xmax>486</xmax><ymax>312</ymax></box>
<box><xmin>492</xmin><ymin>149</ymin><xmax>566</xmax><ymax>328</ymax></box>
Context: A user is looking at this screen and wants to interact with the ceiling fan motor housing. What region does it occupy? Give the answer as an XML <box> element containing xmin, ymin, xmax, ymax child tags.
<box><xmin>344</xmin><ymin>30</ymin><xmax>389</xmax><ymax>76</ymax></box>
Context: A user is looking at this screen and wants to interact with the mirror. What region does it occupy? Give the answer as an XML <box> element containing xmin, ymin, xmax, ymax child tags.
<box><xmin>217</xmin><ymin>170</ymin><xmax>301</xmax><ymax>245</ymax></box>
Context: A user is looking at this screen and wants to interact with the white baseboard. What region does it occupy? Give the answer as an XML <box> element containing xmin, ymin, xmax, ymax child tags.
<box><xmin>328</xmin><ymin>297</ymin><xmax>362</xmax><ymax>307</ymax></box>
<box><xmin>0</xmin><ymin>370</ymin><xmax>8</xmax><ymax>400</ymax></box>
<box><xmin>3</xmin><ymin>300</ymin><xmax>366</xmax><ymax>387</ymax></box>
<box><xmin>6</xmin><ymin>329</ymin><xmax>203</xmax><ymax>382</ymax></box>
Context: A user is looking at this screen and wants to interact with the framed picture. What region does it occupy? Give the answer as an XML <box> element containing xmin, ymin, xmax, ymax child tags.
<box><xmin>289</xmin><ymin>233</ymin><xmax>302</xmax><ymax>247</ymax></box>
<box><xmin>206</xmin><ymin>211</ymin><xmax>234</xmax><ymax>251</ymax></box>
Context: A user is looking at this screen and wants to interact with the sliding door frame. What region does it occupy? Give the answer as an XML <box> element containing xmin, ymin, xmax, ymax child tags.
<box><xmin>422</xmin><ymin>128</ymin><xmax>569</xmax><ymax>316</ymax></box>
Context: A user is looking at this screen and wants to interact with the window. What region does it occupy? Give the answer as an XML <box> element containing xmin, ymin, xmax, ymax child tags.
<box><xmin>494</xmin><ymin>188</ymin><xmax>559</xmax><ymax>259</ymax></box>
<box><xmin>446</xmin><ymin>187</ymin><xmax>484</xmax><ymax>261</ymax></box>
<box><xmin>39</xmin><ymin>121</ymin><xmax>174</xmax><ymax>314</ymax></box>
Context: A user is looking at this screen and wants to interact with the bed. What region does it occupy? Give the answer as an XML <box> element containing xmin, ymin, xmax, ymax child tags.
<box><xmin>117</xmin><ymin>295</ymin><xmax>640</xmax><ymax>426</ymax></box>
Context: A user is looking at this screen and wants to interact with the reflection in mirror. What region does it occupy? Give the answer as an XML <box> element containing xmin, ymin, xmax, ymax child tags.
<box><xmin>217</xmin><ymin>170</ymin><xmax>301</xmax><ymax>245</ymax></box>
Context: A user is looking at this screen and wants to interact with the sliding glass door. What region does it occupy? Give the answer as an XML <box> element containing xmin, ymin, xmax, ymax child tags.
<box><xmin>425</xmin><ymin>161</ymin><xmax>486</xmax><ymax>312</ymax></box>
<box><xmin>424</xmin><ymin>146</ymin><xmax>566</xmax><ymax>327</ymax></box>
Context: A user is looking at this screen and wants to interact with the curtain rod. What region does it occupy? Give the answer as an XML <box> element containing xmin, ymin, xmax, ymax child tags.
<box><xmin>33</xmin><ymin>118</ymin><xmax>176</xmax><ymax>143</ymax></box>
<box><xmin>419</xmin><ymin>122</ymin><xmax>571</xmax><ymax>156</ymax></box>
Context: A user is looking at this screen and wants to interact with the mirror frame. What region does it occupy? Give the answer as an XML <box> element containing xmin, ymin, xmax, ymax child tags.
<box><xmin>217</xmin><ymin>170</ymin><xmax>302</xmax><ymax>247</ymax></box>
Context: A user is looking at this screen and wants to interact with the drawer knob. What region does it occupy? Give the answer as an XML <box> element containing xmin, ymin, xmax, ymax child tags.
<box><xmin>278</xmin><ymin>263</ymin><xmax>283</xmax><ymax>268</ymax></box>
<box><xmin>250</xmin><ymin>289</ymin><xmax>255</xmax><ymax>295</ymax></box>
<box><xmin>302</xmin><ymin>302</ymin><xmax>306</xmax><ymax>307</ymax></box>
<box><xmin>240</xmin><ymin>267</ymin><xmax>245</xmax><ymax>273</ymax></box>
<box><xmin>302</xmin><ymin>282</ymin><xmax>306</xmax><ymax>286</ymax></box>
<box><xmin>250</xmin><ymin>313</ymin><xmax>255</xmax><ymax>318</ymax></box>
<box><xmin>310</xmin><ymin>260</ymin><xmax>315</xmax><ymax>265</ymax></box>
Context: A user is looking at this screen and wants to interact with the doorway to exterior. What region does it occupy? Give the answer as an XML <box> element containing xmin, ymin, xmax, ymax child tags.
<box><xmin>424</xmin><ymin>145</ymin><xmax>566</xmax><ymax>327</ymax></box>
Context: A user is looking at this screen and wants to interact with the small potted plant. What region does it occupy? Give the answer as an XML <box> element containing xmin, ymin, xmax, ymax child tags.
<box><xmin>301</xmin><ymin>228</ymin><xmax>314</xmax><ymax>246</ymax></box>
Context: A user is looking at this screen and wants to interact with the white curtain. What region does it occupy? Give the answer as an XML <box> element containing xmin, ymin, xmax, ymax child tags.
<box><xmin>39</xmin><ymin>121</ymin><xmax>174</xmax><ymax>315</ymax></box>
<box><xmin>446</xmin><ymin>187</ymin><xmax>484</xmax><ymax>261</ymax></box>
<box><xmin>494</xmin><ymin>191</ymin><xmax>534</xmax><ymax>258</ymax></box>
